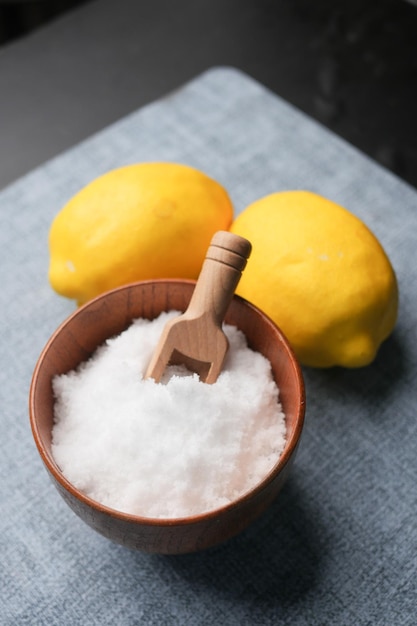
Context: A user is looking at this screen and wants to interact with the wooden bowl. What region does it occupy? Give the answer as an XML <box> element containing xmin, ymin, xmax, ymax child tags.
<box><xmin>29</xmin><ymin>280</ymin><xmax>305</xmax><ymax>554</ymax></box>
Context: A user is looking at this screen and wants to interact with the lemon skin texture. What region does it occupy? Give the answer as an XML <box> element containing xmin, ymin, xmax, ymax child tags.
<box><xmin>230</xmin><ymin>191</ymin><xmax>398</xmax><ymax>368</ymax></box>
<box><xmin>49</xmin><ymin>163</ymin><xmax>233</xmax><ymax>305</ymax></box>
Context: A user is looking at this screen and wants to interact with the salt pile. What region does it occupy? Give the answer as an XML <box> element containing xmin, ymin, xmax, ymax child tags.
<box><xmin>52</xmin><ymin>311</ymin><xmax>286</xmax><ymax>519</ymax></box>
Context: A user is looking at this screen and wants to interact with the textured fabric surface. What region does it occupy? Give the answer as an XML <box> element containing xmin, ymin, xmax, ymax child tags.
<box><xmin>1</xmin><ymin>67</ymin><xmax>416</xmax><ymax>625</ymax></box>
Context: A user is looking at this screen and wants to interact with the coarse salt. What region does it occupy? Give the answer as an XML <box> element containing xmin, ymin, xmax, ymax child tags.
<box><xmin>51</xmin><ymin>311</ymin><xmax>286</xmax><ymax>519</ymax></box>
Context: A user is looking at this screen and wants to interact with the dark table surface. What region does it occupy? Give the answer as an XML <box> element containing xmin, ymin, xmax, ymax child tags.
<box><xmin>1</xmin><ymin>0</ymin><xmax>416</xmax><ymax>191</ymax></box>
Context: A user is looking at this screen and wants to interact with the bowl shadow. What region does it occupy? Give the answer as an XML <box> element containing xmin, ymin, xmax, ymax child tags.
<box><xmin>154</xmin><ymin>476</ymin><xmax>326</xmax><ymax>607</ymax></box>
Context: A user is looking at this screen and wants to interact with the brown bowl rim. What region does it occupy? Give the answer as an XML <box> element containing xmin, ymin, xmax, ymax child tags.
<box><xmin>29</xmin><ymin>279</ymin><xmax>305</xmax><ymax>527</ymax></box>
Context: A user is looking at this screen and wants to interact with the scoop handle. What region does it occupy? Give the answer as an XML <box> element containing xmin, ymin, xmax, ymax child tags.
<box><xmin>185</xmin><ymin>231</ymin><xmax>252</xmax><ymax>325</ymax></box>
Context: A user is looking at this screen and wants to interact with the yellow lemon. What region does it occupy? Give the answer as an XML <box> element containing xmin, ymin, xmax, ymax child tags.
<box><xmin>230</xmin><ymin>190</ymin><xmax>398</xmax><ymax>368</ymax></box>
<box><xmin>49</xmin><ymin>162</ymin><xmax>233</xmax><ymax>305</ymax></box>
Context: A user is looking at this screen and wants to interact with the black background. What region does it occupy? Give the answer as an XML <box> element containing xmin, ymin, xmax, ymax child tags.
<box><xmin>1</xmin><ymin>0</ymin><xmax>416</xmax><ymax>189</ymax></box>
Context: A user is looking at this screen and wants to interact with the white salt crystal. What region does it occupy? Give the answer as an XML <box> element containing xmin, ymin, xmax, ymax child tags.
<box><xmin>51</xmin><ymin>311</ymin><xmax>286</xmax><ymax>519</ymax></box>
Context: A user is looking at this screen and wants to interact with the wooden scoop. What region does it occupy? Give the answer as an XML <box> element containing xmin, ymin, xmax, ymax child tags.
<box><xmin>145</xmin><ymin>230</ymin><xmax>252</xmax><ymax>384</ymax></box>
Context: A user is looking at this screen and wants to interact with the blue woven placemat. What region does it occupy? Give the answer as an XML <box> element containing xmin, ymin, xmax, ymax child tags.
<box><xmin>1</xmin><ymin>67</ymin><xmax>416</xmax><ymax>625</ymax></box>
